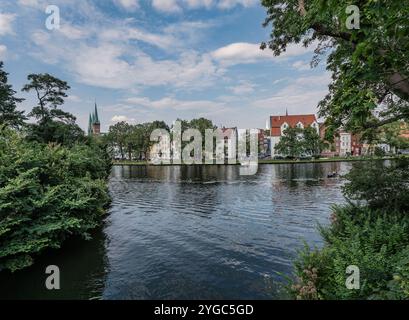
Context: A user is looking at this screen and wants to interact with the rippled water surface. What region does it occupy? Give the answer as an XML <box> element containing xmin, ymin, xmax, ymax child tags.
<box><xmin>0</xmin><ymin>163</ymin><xmax>350</xmax><ymax>299</ymax></box>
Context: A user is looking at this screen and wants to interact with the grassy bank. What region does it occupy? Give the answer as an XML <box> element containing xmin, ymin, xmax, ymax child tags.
<box><xmin>113</xmin><ymin>155</ymin><xmax>407</xmax><ymax>166</ymax></box>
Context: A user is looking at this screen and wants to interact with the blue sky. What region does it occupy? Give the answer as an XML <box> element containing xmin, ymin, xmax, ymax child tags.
<box><xmin>0</xmin><ymin>0</ymin><xmax>330</xmax><ymax>132</ymax></box>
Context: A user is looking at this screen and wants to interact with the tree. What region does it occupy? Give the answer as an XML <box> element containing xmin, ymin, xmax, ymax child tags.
<box><xmin>0</xmin><ymin>62</ymin><xmax>26</xmax><ymax>129</ymax></box>
<box><xmin>381</xmin><ymin>122</ymin><xmax>409</xmax><ymax>152</ymax></box>
<box><xmin>261</xmin><ymin>1</ymin><xmax>409</xmax><ymax>133</ymax></box>
<box><xmin>275</xmin><ymin>127</ymin><xmax>304</xmax><ymax>158</ymax></box>
<box><xmin>303</xmin><ymin>126</ymin><xmax>325</xmax><ymax>157</ymax></box>
<box><xmin>22</xmin><ymin>73</ymin><xmax>73</xmax><ymax>123</ymax></box>
<box><xmin>22</xmin><ymin>73</ymin><xmax>82</xmax><ymax>144</ymax></box>
<box><xmin>107</xmin><ymin>121</ymin><xmax>130</xmax><ymax>160</ymax></box>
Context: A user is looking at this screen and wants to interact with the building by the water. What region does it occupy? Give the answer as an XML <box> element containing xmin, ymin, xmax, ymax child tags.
<box><xmin>88</xmin><ymin>103</ymin><xmax>101</xmax><ymax>136</ymax></box>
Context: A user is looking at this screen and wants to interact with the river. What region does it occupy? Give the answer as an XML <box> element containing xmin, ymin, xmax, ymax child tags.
<box><xmin>0</xmin><ymin>162</ymin><xmax>351</xmax><ymax>300</ymax></box>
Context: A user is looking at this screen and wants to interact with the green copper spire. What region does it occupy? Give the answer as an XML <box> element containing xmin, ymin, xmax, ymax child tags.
<box><xmin>88</xmin><ymin>113</ymin><xmax>92</xmax><ymax>135</ymax></box>
<box><xmin>94</xmin><ymin>102</ymin><xmax>100</xmax><ymax>124</ymax></box>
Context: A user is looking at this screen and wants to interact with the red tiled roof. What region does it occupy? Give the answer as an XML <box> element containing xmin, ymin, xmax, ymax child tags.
<box><xmin>270</xmin><ymin>114</ymin><xmax>317</xmax><ymax>136</ymax></box>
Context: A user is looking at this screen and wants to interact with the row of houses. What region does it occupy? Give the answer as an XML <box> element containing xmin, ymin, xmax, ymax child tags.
<box><xmin>88</xmin><ymin>104</ymin><xmax>408</xmax><ymax>159</ymax></box>
<box><xmin>262</xmin><ymin>112</ymin><xmax>409</xmax><ymax>158</ymax></box>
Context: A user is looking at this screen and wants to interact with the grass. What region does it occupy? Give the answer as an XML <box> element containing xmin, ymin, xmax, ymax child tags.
<box><xmin>113</xmin><ymin>155</ymin><xmax>408</xmax><ymax>166</ymax></box>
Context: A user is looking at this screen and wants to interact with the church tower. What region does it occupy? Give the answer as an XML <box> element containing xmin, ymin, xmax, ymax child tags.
<box><xmin>88</xmin><ymin>102</ymin><xmax>101</xmax><ymax>136</ymax></box>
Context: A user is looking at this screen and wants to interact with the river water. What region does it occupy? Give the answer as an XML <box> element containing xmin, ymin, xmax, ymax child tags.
<box><xmin>0</xmin><ymin>162</ymin><xmax>351</xmax><ymax>300</ymax></box>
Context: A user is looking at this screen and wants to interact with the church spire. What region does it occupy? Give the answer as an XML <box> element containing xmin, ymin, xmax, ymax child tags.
<box><xmin>286</xmin><ymin>108</ymin><xmax>289</xmax><ymax>116</ymax></box>
<box><xmin>88</xmin><ymin>113</ymin><xmax>92</xmax><ymax>136</ymax></box>
<box><xmin>94</xmin><ymin>101</ymin><xmax>100</xmax><ymax>124</ymax></box>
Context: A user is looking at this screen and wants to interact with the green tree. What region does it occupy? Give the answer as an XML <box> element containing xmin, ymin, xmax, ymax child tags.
<box><xmin>188</xmin><ymin>118</ymin><xmax>216</xmax><ymax>137</ymax></box>
<box><xmin>275</xmin><ymin>127</ymin><xmax>304</xmax><ymax>158</ymax></box>
<box><xmin>107</xmin><ymin>121</ymin><xmax>130</xmax><ymax>160</ymax></box>
<box><xmin>22</xmin><ymin>73</ymin><xmax>83</xmax><ymax>144</ymax></box>
<box><xmin>303</xmin><ymin>126</ymin><xmax>325</xmax><ymax>158</ymax></box>
<box><xmin>0</xmin><ymin>128</ymin><xmax>110</xmax><ymax>272</ymax></box>
<box><xmin>0</xmin><ymin>62</ymin><xmax>26</xmax><ymax>129</ymax></box>
<box><xmin>22</xmin><ymin>73</ymin><xmax>73</xmax><ymax>123</ymax></box>
<box><xmin>381</xmin><ymin>122</ymin><xmax>409</xmax><ymax>152</ymax></box>
<box><xmin>261</xmin><ymin>1</ymin><xmax>409</xmax><ymax>133</ymax></box>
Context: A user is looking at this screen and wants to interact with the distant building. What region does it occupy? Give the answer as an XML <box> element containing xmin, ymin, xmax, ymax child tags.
<box><xmin>220</xmin><ymin>127</ymin><xmax>238</xmax><ymax>160</ymax></box>
<box><xmin>88</xmin><ymin>103</ymin><xmax>101</xmax><ymax>136</ymax></box>
<box><xmin>320</xmin><ymin>124</ymin><xmax>363</xmax><ymax>157</ymax></box>
<box><xmin>267</xmin><ymin>112</ymin><xmax>319</xmax><ymax>156</ymax></box>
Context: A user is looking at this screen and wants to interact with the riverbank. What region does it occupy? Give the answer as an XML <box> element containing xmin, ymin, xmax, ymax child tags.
<box><xmin>291</xmin><ymin>158</ymin><xmax>409</xmax><ymax>299</ymax></box>
<box><xmin>113</xmin><ymin>155</ymin><xmax>407</xmax><ymax>166</ymax></box>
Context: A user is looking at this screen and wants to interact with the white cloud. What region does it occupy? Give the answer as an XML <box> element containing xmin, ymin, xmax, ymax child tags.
<box><xmin>152</xmin><ymin>0</ymin><xmax>182</xmax><ymax>13</ymax></box>
<box><xmin>292</xmin><ymin>60</ymin><xmax>311</xmax><ymax>71</ymax></box>
<box><xmin>17</xmin><ymin>0</ymin><xmax>42</xmax><ymax>8</ymax></box>
<box><xmin>149</xmin><ymin>0</ymin><xmax>258</xmax><ymax>13</ymax></box>
<box><xmin>29</xmin><ymin>16</ymin><xmax>222</xmax><ymax>90</ymax></box>
<box><xmin>111</xmin><ymin>115</ymin><xmax>132</xmax><ymax>123</ymax></box>
<box><xmin>212</xmin><ymin>42</ymin><xmax>314</xmax><ymax>66</ymax></box>
<box><xmin>0</xmin><ymin>13</ymin><xmax>16</xmax><ymax>36</ymax></box>
<box><xmin>67</xmin><ymin>46</ymin><xmax>221</xmax><ymax>89</ymax></box>
<box><xmin>217</xmin><ymin>0</ymin><xmax>258</xmax><ymax>9</ymax></box>
<box><xmin>57</xmin><ymin>24</ymin><xmax>90</xmax><ymax>40</ymax></box>
<box><xmin>114</xmin><ymin>0</ymin><xmax>139</xmax><ymax>10</ymax></box>
<box><xmin>66</xmin><ymin>94</ymin><xmax>82</xmax><ymax>102</ymax></box>
<box><xmin>0</xmin><ymin>45</ymin><xmax>7</xmax><ymax>60</ymax></box>
<box><xmin>229</xmin><ymin>81</ymin><xmax>255</xmax><ymax>95</ymax></box>
<box><xmin>99</xmin><ymin>26</ymin><xmax>177</xmax><ymax>50</ymax></box>
<box><xmin>124</xmin><ymin>96</ymin><xmax>225</xmax><ymax>111</ymax></box>
<box><xmin>251</xmin><ymin>73</ymin><xmax>331</xmax><ymax>116</ymax></box>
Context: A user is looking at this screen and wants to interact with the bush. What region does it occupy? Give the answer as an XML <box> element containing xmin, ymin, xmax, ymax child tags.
<box><xmin>342</xmin><ymin>158</ymin><xmax>409</xmax><ymax>212</ymax></box>
<box><xmin>0</xmin><ymin>129</ymin><xmax>111</xmax><ymax>271</ymax></box>
<box><xmin>291</xmin><ymin>159</ymin><xmax>409</xmax><ymax>300</ymax></box>
<box><xmin>291</xmin><ymin>206</ymin><xmax>409</xmax><ymax>300</ymax></box>
<box><xmin>374</xmin><ymin>147</ymin><xmax>386</xmax><ymax>157</ymax></box>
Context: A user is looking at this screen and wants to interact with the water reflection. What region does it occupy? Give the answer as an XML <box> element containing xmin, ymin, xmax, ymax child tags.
<box><xmin>0</xmin><ymin>162</ymin><xmax>350</xmax><ymax>300</ymax></box>
<box><xmin>103</xmin><ymin>162</ymin><xmax>348</xmax><ymax>300</ymax></box>
<box><xmin>0</xmin><ymin>229</ymin><xmax>108</xmax><ymax>300</ymax></box>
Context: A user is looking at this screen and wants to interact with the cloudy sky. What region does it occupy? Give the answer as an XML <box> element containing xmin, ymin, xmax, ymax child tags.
<box><xmin>0</xmin><ymin>0</ymin><xmax>330</xmax><ymax>131</ymax></box>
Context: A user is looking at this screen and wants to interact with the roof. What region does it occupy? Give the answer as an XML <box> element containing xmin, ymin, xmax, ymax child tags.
<box><xmin>270</xmin><ymin>114</ymin><xmax>317</xmax><ymax>136</ymax></box>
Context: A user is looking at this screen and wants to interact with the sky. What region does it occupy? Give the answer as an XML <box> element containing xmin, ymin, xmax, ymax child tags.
<box><xmin>0</xmin><ymin>0</ymin><xmax>331</xmax><ymax>132</ymax></box>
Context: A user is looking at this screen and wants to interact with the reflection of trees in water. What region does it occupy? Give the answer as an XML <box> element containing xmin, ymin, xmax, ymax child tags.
<box><xmin>0</xmin><ymin>228</ymin><xmax>108</xmax><ymax>300</ymax></box>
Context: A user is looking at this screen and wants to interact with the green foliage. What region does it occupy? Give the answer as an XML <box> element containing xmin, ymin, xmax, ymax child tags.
<box><xmin>380</xmin><ymin>122</ymin><xmax>409</xmax><ymax>151</ymax></box>
<box><xmin>373</xmin><ymin>146</ymin><xmax>386</xmax><ymax>157</ymax></box>
<box><xmin>276</xmin><ymin>127</ymin><xmax>304</xmax><ymax>158</ymax></box>
<box><xmin>105</xmin><ymin>121</ymin><xmax>170</xmax><ymax>161</ymax></box>
<box><xmin>303</xmin><ymin>126</ymin><xmax>326</xmax><ymax>157</ymax></box>
<box><xmin>342</xmin><ymin>159</ymin><xmax>409</xmax><ymax>212</ymax></box>
<box><xmin>292</xmin><ymin>206</ymin><xmax>409</xmax><ymax>300</ymax></box>
<box><xmin>0</xmin><ymin>129</ymin><xmax>111</xmax><ymax>272</ymax></box>
<box><xmin>0</xmin><ymin>62</ymin><xmax>26</xmax><ymax>129</ymax></box>
<box><xmin>261</xmin><ymin>1</ymin><xmax>409</xmax><ymax>132</ymax></box>
<box><xmin>22</xmin><ymin>73</ymin><xmax>81</xmax><ymax>144</ymax></box>
<box><xmin>106</xmin><ymin>118</ymin><xmax>216</xmax><ymax>161</ymax></box>
<box><xmin>291</xmin><ymin>159</ymin><xmax>409</xmax><ymax>299</ymax></box>
<box><xmin>276</xmin><ymin>126</ymin><xmax>324</xmax><ymax>158</ymax></box>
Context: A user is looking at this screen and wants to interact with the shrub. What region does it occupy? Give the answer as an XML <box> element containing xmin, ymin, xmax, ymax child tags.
<box><xmin>342</xmin><ymin>158</ymin><xmax>409</xmax><ymax>212</ymax></box>
<box><xmin>0</xmin><ymin>129</ymin><xmax>111</xmax><ymax>271</ymax></box>
<box><xmin>291</xmin><ymin>206</ymin><xmax>409</xmax><ymax>300</ymax></box>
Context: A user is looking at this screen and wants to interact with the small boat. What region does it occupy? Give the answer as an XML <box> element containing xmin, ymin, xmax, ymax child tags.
<box><xmin>327</xmin><ymin>172</ymin><xmax>339</xmax><ymax>178</ymax></box>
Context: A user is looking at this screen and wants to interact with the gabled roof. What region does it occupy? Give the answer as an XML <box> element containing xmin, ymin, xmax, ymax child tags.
<box><xmin>270</xmin><ymin>114</ymin><xmax>317</xmax><ymax>136</ymax></box>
